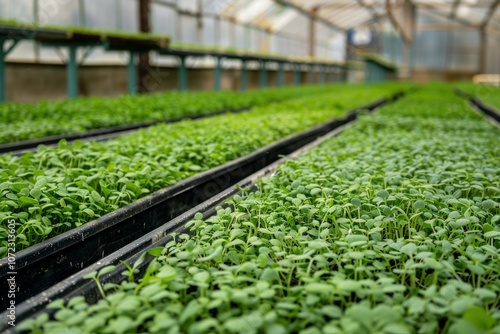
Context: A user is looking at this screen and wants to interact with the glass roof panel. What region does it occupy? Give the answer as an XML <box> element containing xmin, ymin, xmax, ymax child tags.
<box><xmin>210</xmin><ymin>0</ymin><xmax>500</xmax><ymax>33</ymax></box>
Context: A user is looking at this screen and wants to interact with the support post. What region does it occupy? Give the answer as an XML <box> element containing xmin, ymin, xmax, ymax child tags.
<box><xmin>138</xmin><ymin>0</ymin><xmax>150</xmax><ymax>93</ymax></box>
<box><xmin>0</xmin><ymin>39</ymin><xmax>20</xmax><ymax>102</ymax></box>
<box><xmin>319</xmin><ymin>65</ymin><xmax>325</xmax><ymax>84</ymax></box>
<box><xmin>340</xmin><ymin>67</ymin><xmax>346</xmax><ymax>83</ymax></box>
<box><xmin>409</xmin><ymin>36</ymin><xmax>416</xmax><ymax>81</ymax></box>
<box><xmin>0</xmin><ymin>39</ymin><xmax>5</xmax><ymax>103</ymax></box>
<box><xmin>330</xmin><ymin>66</ymin><xmax>335</xmax><ymax>83</ymax></box>
<box><xmin>241</xmin><ymin>59</ymin><xmax>248</xmax><ymax>91</ymax></box>
<box><xmin>178</xmin><ymin>55</ymin><xmax>187</xmax><ymax>91</ymax></box>
<box><xmin>308</xmin><ymin>64</ymin><xmax>314</xmax><ymax>85</ymax></box>
<box><xmin>259</xmin><ymin>61</ymin><xmax>267</xmax><ymax>89</ymax></box>
<box><xmin>478</xmin><ymin>28</ymin><xmax>487</xmax><ymax>74</ymax></box>
<box><xmin>309</xmin><ymin>6</ymin><xmax>319</xmax><ymax>57</ymax></box>
<box><xmin>214</xmin><ymin>56</ymin><xmax>222</xmax><ymax>91</ymax></box>
<box><xmin>127</xmin><ymin>51</ymin><xmax>137</xmax><ymax>95</ymax></box>
<box><xmin>277</xmin><ymin>62</ymin><xmax>285</xmax><ymax>87</ymax></box>
<box><xmin>67</xmin><ymin>45</ymin><xmax>79</xmax><ymax>99</ymax></box>
<box><xmin>365</xmin><ymin>62</ymin><xmax>371</xmax><ymax>84</ymax></box>
<box><xmin>294</xmin><ymin>63</ymin><xmax>301</xmax><ymax>86</ymax></box>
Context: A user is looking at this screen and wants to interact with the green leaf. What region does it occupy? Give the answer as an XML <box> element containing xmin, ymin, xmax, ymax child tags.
<box><xmin>377</xmin><ymin>190</ymin><xmax>389</xmax><ymax>199</ymax></box>
<box><xmin>462</xmin><ymin>307</ymin><xmax>495</xmax><ymax>331</ymax></box>
<box><xmin>180</xmin><ymin>300</ymin><xmax>203</xmax><ymax>324</ymax></box>
<box><xmin>414</xmin><ymin>200</ymin><xmax>426</xmax><ymax>210</ymax></box>
<box><xmin>350</xmin><ymin>198</ymin><xmax>361</xmax><ymax>207</ymax></box>
<box><xmin>260</xmin><ymin>268</ymin><xmax>280</xmax><ymax>282</ymax></box>
<box><xmin>47</xmin><ymin>299</ymin><xmax>65</xmax><ymax>309</ymax></box>
<box><xmin>116</xmin><ymin>296</ymin><xmax>141</xmax><ymax>313</ymax></box>
<box><xmin>483</xmin><ymin>231</ymin><xmax>500</xmax><ymax>238</ymax></box>
<box><xmin>18</xmin><ymin>196</ymin><xmax>38</xmax><ymax>207</ymax></box>
<box><xmin>310</xmin><ymin>188</ymin><xmax>322</xmax><ymax>196</ymax></box>
<box><xmin>83</xmin><ymin>271</ymin><xmax>98</xmax><ymax>280</ymax></box>
<box><xmin>305</xmin><ymin>283</ymin><xmax>334</xmax><ymax>294</ymax></box>
<box><xmin>98</xmin><ymin>265</ymin><xmax>117</xmax><ymax>277</ymax></box>
<box><xmin>156</xmin><ymin>265</ymin><xmax>177</xmax><ymax>281</ymax></box>
<box><xmin>347</xmin><ymin>251</ymin><xmax>364</xmax><ymax>260</ymax></box>
<box><xmin>482</xmin><ymin>200</ymin><xmax>495</xmax><ymax>211</ymax></box>
<box><xmin>147</xmin><ymin>247</ymin><xmax>164</xmax><ymax>257</ymax></box>
<box><xmin>400</xmin><ymin>243</ymin><xmax>417</xmax><ymax>256</ymax></box>
<box><xmin>345</xmin><ymin>234</ymin><xmax>368</xmax><ymax>245</ymax></box>
<box><xmin>30</xmin><ymin>188</ymin><xmax>43</xmax><ymax>200</ymax></box>
<box><xmin>107</xmin><ymin>316</ymin><xmax>136</xmax><ymax>334</ymax></box>
<box><xmin>83</xmin><ymin>208</ymin><xmax>95</xmax><ymax>217</ymax></box>
<box><xmin>189</xmin><ymin>165</ymin><xmax>202</xmax><ymax>171</ymax></box>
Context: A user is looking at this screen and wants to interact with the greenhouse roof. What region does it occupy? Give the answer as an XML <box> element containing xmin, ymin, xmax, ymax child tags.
<box><xmin>211</xmin><ymin>0</ymin><xmax>500</xmax><ymax>35</ymax></box>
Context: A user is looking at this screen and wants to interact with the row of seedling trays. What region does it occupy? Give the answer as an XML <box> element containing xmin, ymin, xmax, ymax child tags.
<box><xmin>0</xmin><ymin>93</ymin><xmax>401</xmax><ymax>331</ymax></box>
<box><xmin>3</xmin><ymin>86</ymin><xmax>498</xmax><ymax>333</ymax></box>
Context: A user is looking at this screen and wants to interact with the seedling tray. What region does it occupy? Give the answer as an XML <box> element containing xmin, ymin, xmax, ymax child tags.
<box><xmin>0</xmin><ymin>106</ymin><xmax>252</xmax><ymax>155</ymax></box>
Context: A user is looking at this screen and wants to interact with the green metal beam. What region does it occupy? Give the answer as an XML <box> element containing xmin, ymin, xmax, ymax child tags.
<box><xmin>340</xmin><ymin>67</ymin><xmax>346</xmax><ymax>83</ymax></box>
<box><xmin>214</xmin><ymin>56</ymin><xmax>222</xmax><ymax>91</ymax></box>
<box><xmin>277</xmin><ymin>62</ymin><xmax>285</xmax><ymax>87</ymax></box>
<box><xmin>319</xmin><ymin>65</ymin><xmax>325</xmax><ymax>85</ymax></box>
<box><xmin>128</xmin><ymin>51</ymin><xmax>137</xmax><ymax>95</ymax></box>
<box><xmin>409</xmin><ymin>32</ymin><xmax>416</xmax><ymax>81</ymax></box>
<box><xmin>330</xmin><ymin>66</ymin><xmax>335</xmax><ymax>83</ymax></box>
<box><xmin>178</xmin><ymin>55</ymin><xmax>187</xmax><ymax>91</ymax></box>
<box><xmin>67</xmin><ymin>46</ymin><xmax>79</xmax><ymax>99</ymax></box>
<box><xmin>294</xmin><ymin>64</ymin><xmax>301</xmax><ymax>86</ymax></box>
<box><xmin>259</xmin><ymin>61</ymin><xmax>267</xmax><ymax>89</ymax></box>
<box><xmin>241</xmin><ymin>59</ymin><xmax>248</xmax><ymax>91</ymax></box>
<box><xmin>0</xmin><ymin>39</ymin><xmax>21</xmax><ymax>102</ymax></box>
<box><xmin>308</xmin><ymin>64</ymin><xmax>315</xmax><ymax>85</ymax></box>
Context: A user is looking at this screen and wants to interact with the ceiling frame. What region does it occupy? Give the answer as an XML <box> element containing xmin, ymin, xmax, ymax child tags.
<box><xmin>481</xmin><ymin>0</ymin><xmax>500</xmax><ymax>28</ymax></box>
<box><xmin>356</xmin><ymin>0</ymin><xmax>384</xmax><ymax>26</ymax></box>
<box><xmin>450</xmin><ymin>0</ymin><xmax>461</xmax><ymax>19</ymax></box>
<box><xmin>273</xmin><ymin>0</ymin><xmax>346</xmax><ymax>32</ymax></box>
<box><xmin>417</xmin><ymin>2</ymin><xmax>480</xmax><ymax>29</ymax></box>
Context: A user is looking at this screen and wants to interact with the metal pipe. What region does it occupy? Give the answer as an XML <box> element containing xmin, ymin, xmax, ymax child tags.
<box><xmin>178</xmin><ymin>55</ymin><xmax>187</xmax><ymax>91</ymax></box>
<box><xmin>67</xmin><ymin>46</ymin><xmax>79</xmax><ymax>99</ymax></box>
<box><xmin>259</xmin><ymin>61</ymin><xmax>267</xmax><ymax>88</ymax></box>
<box><xmin>241</xmin><ymin>59</ymin><xmax>248</xmax><ymax>91</ymax></box>
<box><xmin>128</xmin><ymin>52</ymin><xmax>137</xmax><ymax>95</ymax></box>
<box><xmin>214</xmin><ymin>56</ymin><xmax>222</xmax><ymax>91</ymax></box>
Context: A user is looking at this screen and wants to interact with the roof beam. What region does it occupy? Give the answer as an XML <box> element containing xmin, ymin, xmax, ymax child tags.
<box><xmin>450</xmin><ymin>0</ymin><xmax>461</xmax><ymax>19</ymax></box>
<box><xmin>481</xmin><ymin>0</ymin><xmax>500</xmax><ymax>28</ymax></box>
<box><xmin>356</xmin><ymin>0</ymin><xmax>382</xmax><ymax>25</ymax></box>
<box><xmin>273</xmin><ymin>0</ymin><xmax>345</xmax><ymax>32</ymax></box>
<box><xmin>417</xmin><ymin>3</ymin><xmax>479</xmax><ymax>29</ymax></box>
<box><xmin>386</xmin><ymin>0</ymin><xmax>414</xmax><ymax>44</ymax></box>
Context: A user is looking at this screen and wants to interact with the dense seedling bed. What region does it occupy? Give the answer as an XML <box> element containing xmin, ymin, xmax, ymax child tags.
<box><xmin>0</xmin><ymin>85</ymin><xmax>336</xmax><ymax>145</ymax></box>
<box><xmin>0</xmin><ymin>85</ymin><xmax>397</xmax><ymax>257</ymax></box>
<box><xmin>20</xmin><ymin>84</ymin><xmax>499</xmax><ymax>334</ymax></box>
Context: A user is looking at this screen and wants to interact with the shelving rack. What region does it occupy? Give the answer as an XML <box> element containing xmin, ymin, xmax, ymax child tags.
<box><xmin>0</xmin><ymin>23</ymin><xmax>347</xmax><ymax>102</ymax></box>
<box><xmin>362</xmin><ymin>53</ymin><xmax>398</xmax><ymax>83</ymax></box>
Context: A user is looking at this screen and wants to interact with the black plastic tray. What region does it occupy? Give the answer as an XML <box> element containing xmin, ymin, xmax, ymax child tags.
<box><xmin>0</xmin><ymin>95</ymin><xmax>396</xmax><ymax>312</ymax></box>
<box><xmin>0</xmin><ymin>106</ymin><xmax>252</xmax><ymax>155</ymax></box>
<box><xmin>454</xmin><ymin>88</ymin><xmax>500</xmax><ymax>124</ymax></box>
<box><xmin>1</xmin><ymin>104</ymin><xmax>367</xmax><ymax>333</ymax></box>
<box><xmin>469</xmin><ymin>97</ymin><xmax>500</xmax><ymax>124</ymax></box>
